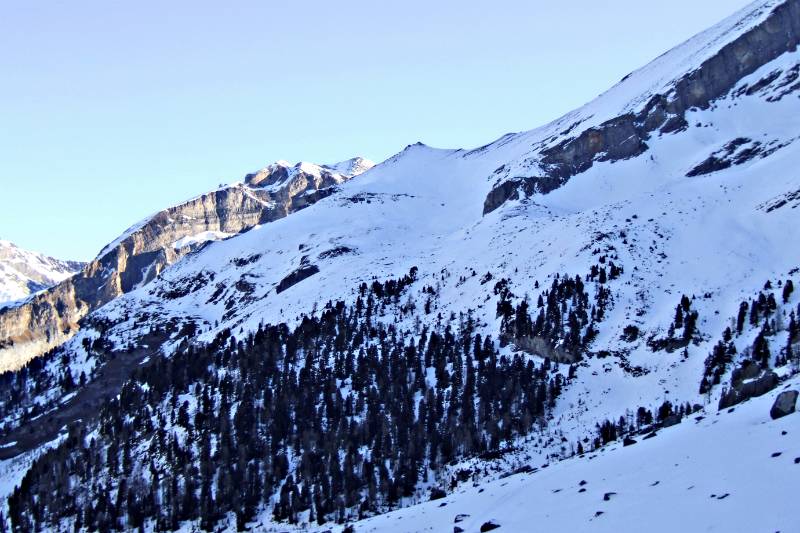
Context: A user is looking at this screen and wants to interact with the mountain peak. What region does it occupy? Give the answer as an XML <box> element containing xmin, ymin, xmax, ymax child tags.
<box><xmin>244</xmin><ymin>156</ymin><xmax>373</xmax><ymax>188</ymax></box>
<box><xmin>322</xmin><ymin>156</ymin><xmax>376</xmax><ymax>177</ymax></box>
<box><xmin>0</xmin><ymin>240</ymin><xmax>84</xmax><ymax>305</ymax></box>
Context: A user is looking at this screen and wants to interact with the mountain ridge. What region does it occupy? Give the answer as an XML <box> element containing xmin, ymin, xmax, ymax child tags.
<box><xmin>1</xmin><ymin>1</ymin><xmax>799</xmax><ymax>531</ymax></box>
<box><xmin>0</xmin><ymin>157</ymin><xmax>372</xmax><ymax>372</ymax></box>
<box><xmin>482</xmin><ymin>0</ymin><xmax>800</xmax><ymax>213</ymax></box>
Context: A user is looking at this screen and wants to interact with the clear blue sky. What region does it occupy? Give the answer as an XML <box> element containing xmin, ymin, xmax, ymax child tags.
<box><xmin>0</xmin><ymin>0</ymin><xmax>753</xmax><ymax>261</ymax></box>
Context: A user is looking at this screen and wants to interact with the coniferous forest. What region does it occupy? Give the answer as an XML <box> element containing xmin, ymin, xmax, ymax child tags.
<box><xmin>6</xmin><ymin>269</ymin><xmax>567</xmax><ymax>532</ymax></box>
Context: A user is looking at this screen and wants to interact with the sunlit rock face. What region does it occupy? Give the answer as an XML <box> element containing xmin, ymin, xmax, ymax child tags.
<box><xmin>0</xmin><ymin>158</ymin><xmax>373</xmax><ymax>371</ymax></box>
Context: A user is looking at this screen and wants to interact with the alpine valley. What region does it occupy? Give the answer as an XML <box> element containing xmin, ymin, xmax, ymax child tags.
<box><xmin>1</xmin><ymin>1</ymin><xmax>800</xmax><ymax>532</ymax></box>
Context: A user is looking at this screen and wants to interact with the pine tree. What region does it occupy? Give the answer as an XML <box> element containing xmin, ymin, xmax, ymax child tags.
<box><xmin>783</xmin><ymin>280</ymin><xmax>794</xmax><ymax>303</ymax></box>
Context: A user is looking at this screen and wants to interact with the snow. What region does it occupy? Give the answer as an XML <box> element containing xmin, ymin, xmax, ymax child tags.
<box><xmin>3</xmin><ymin>0</ymin><xmax>800</xmax><ymax>529</ymax></box>
<box><xmin>110</xmin><ymin>373</ymin><xmax>800</xmax><ymax>533</ymax></box>
<box><xmin>56</xmin><ymin>1</ymin><xmax>797</xmax><ymax>446</ymax></box>
<box><xmin>98</xmin><ymin>39</ymin><xmax>800</xmax><ymax>414</ymax></box>
<box><xmin>0</xmin><ymin>434</ymin><xmax>68</xmax><ymax>513</ymax></box>
<box><xmin>323</xmin><ymin>157</ymin><xmax>376</xmax><ymax>177</ymax></box>
<box><xmin>480</xmin><ymin>0</ymin><xmax>786</xmax><ymax>183</ymax></box>
<box><xmin>62</xmin><ymin>12</ymin><xmax>800</xmax><ymax>526</ymax></box>
<box><xmin>172</xmin><ymin>230</ymin><xmax>233</xmax><ymax>250</ymax></box>
<box><xmin>322</xmin><ymin>377</ymin><xmax>800</xmax><ymax>533</ymax></box>
<box><xmin>0</xmin><ymin>240</ymin><xmax>83</xmax><ymax>305</ymax></box>
<box><xmin>578</xmin><ymin>0</ymin><xmax>781</xmax><ymax>121</ymax></box>
<box><xmin>94</xmin><ymin>157</ymin><xmax>373</xmax><ymax>261</ymax></box>
<box><xmin>245</xmin><ymin>157</ymin><xmax>373</xmax><ymax>191</ymax></box>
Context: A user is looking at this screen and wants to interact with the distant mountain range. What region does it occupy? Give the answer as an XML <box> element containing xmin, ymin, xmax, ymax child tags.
<box><xmin>0</xmin><ymin>240</ymin><xmax>83</xmax><ymax>305</ymax></box>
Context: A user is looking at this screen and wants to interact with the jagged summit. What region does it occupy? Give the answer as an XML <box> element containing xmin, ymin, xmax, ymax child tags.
<box><xmin>1</xmin><ymin>0</ymin><xmax>798</xmax><ymax>373</ymax></box>
<box><xmin>244</xmin><ymin>157</ymin><xmax>374</xmax><ymax>188</ymax></box>
<box><xmin>322</xmin><ymin>156</ymin><xmax>375</xmax><ymax>177</ymax></box>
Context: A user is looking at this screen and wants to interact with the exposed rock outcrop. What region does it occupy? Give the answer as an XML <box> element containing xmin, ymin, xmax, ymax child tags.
<box><xmin>503</xmin><ymin>333</ymin><xmax>582</xmax><ymax>364</ymax></box>
<box><xmin>770</xmin><ymin>390</ymin><xmax>798</xmax><ymax>419</ymax></box>
<box><xmin>718</xmin><ymin>365</ymin><xmax>779</xmax><ymax>409</ymax></box>
<box><xmin>275</xmin><ymin>265</ymin><xmax>320</xmax><ymax>294</ymax></box>
<box><xmin>0</xmin><ymin>159</ymin><xmax>372</xmax><ymax>371</ymax></box>
<box><xmin>483</xmin><ymin>0</ymin><xmax>800</xmax><ymax>214</ymax></box>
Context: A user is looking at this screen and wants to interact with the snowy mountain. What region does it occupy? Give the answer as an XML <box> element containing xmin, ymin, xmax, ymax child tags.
<box><xmin>1</xmin><ymin>0</ymin><xmax>800</xmax><ymax>531</ymax></box>
<box><xmin>0</xmin><ymin>157</ymin><xmax>372</xmax><ymax>372</ymax></box>
<box><xmin>241</xmin><ymin>157</ymin><xmax>374</xmax><ymax>189</ymax></box>
<box><xmin>0</xmin><ymin>240</ymin><xmax>83</xmax><ymax>305</ymax></box>
<box><xmin>323</xmin><ymin>157</ymin><xmax>376</xmax><ymax>178</ymax></box>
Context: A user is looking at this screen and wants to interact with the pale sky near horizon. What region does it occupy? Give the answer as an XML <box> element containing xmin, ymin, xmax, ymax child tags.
<box><xmin>0</xmin><ymin>1</ymin><xmax>754</xmax><ymax>261</ymax></box>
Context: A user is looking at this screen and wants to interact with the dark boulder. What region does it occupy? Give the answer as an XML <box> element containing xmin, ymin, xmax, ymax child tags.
<box><xmin>275</xmin><ymin>265</ymin><xmax>320</xmax><ymax>294</ymax></box>
<box><xmin>480</xmin><ymin>521</ymin><xmax>501</xmax><ymax>532</ymax></box>
<box><xmin>429</xmin><ymin>487</ymin><xmax>446</xmax><ymax>501</ymax></box>
<box><xmin>770</xmin><ymin>390</ymin><xmax>798</xmax><ymax>420</ymax></box>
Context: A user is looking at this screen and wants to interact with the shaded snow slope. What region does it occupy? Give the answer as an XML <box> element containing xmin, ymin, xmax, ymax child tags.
<box><xmin>330</xmin><ymin>377</ymin><xmax>800</xmax><ymax>533</ymax></box>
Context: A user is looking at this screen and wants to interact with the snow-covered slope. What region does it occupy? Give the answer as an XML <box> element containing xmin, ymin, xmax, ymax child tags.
<box><xmin>0</xmin><ymin>240</ymin><xmax>82</xmax><ymax>305</ymax></box>
<box><xmin>92</xmin><ymin>0</ymin><xmax>800</xmax><ymax>411</ymax></box>
<box><xmin>332</xmin><ymin>377</ymin><xmax>800</xmax><ymax>533</ymax></box>
<box><xmin>1</xmin><ymin>0</ymin><xmax>800</xmax><ymax>531</ymax></box>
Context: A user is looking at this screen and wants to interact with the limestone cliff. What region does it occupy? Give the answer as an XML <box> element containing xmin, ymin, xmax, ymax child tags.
<box><xmin>483</xmin><ymin>0</ymin><xmax>800</xmax><ymax>213</ymax></box>
<box><xmin>0</xmin><ymin>158</ymin><xmax>373</xmax><ymax>371</ymax></box>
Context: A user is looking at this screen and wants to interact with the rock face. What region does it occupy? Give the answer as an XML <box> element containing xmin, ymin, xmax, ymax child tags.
<box><xmin>480</xmin><ymin>521</ymin><xmax>501</xmax><ymax>532</ymax></box>
<box><xmin>0</xmin><ymin>240</ymin><xmax>84</xmax><ymax>304</ymax></box>
<box><xmin>719</xmin><ymin>367</ymin><xmax>780</xmax><ymax>409</ymax></box>
<box><xmin>503</xmin><ymin>333</ymin><xmax>582</xmax><ymax>364</ymax></box>
<box><xmin>770</xmin><ymin>390</ymin><xmax>798</xmax><ymax>419</ymax></box>
<box><xmin>483</xmin><ymin>0</ymin><xmax>800</xmax><ymax>214</ymax></box>
<box><xmin>0</xmin><ymin>159</ymin><xmax>373</xmax><ymax>372</ymax></box>
<box><xmin>275</xmin><ymin>265</ymin><xmax>320</xmax><ymax>294</ymax></box>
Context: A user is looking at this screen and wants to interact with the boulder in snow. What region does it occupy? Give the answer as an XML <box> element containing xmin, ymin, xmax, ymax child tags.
<box><xmin>430</xmin><ymin>488</ymin><xmax>446</xmax><ymax>501</ymax></box>
<box><xmin>770</xmin><ymin>390</ymin><xmax>798</xmax><ymax>420</ymax></box>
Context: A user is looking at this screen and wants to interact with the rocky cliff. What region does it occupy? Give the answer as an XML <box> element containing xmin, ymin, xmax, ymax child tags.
<box><xmin>483</xmin><ymin>0</ymin><xmax>800</xmax><ymax>213</ymax></box>
<box><xmin>0</xmin><ymin>158</ymin><xmax>373</xmax><ymax>371</ymax></box>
